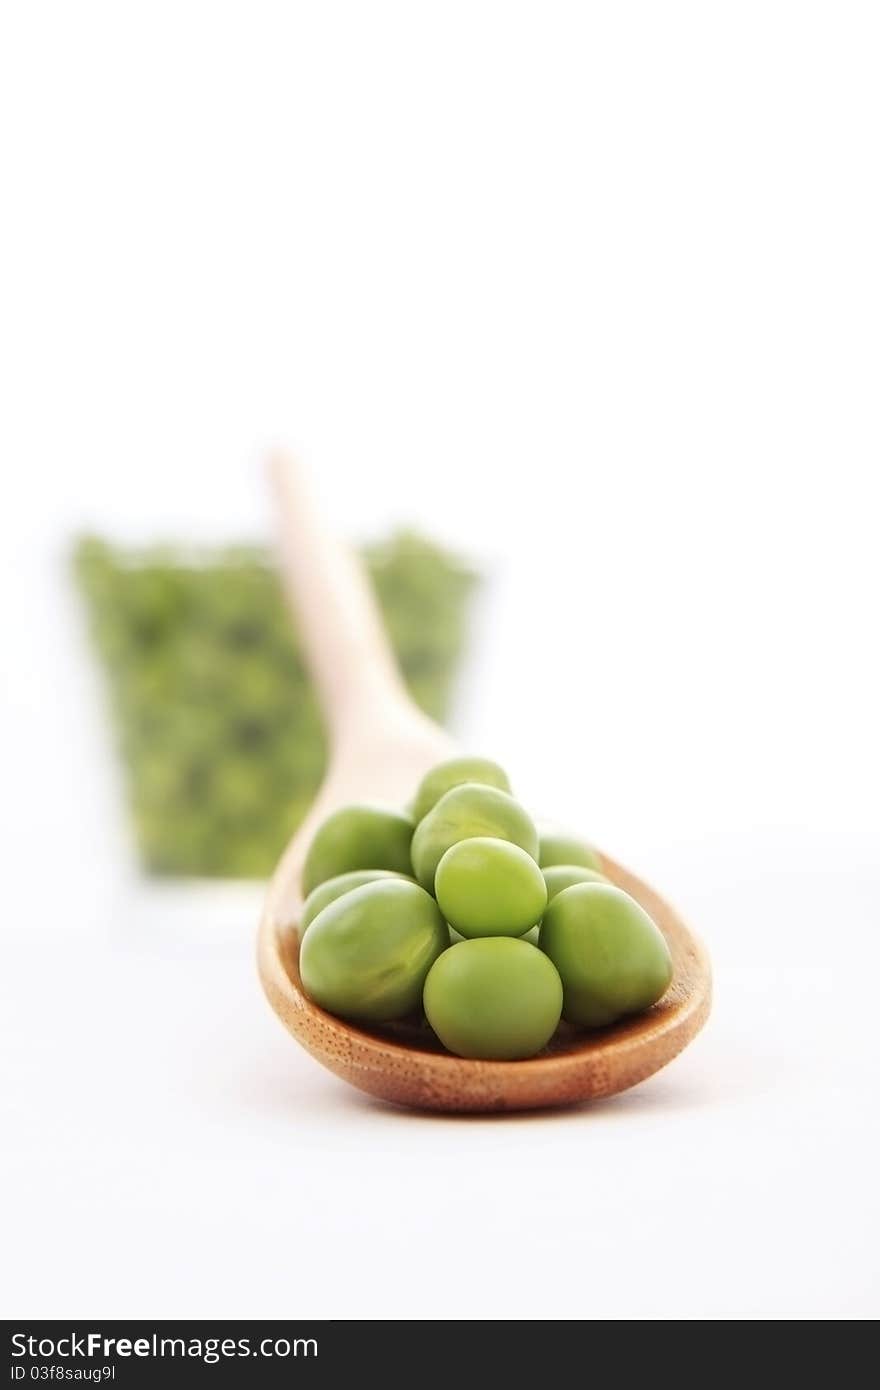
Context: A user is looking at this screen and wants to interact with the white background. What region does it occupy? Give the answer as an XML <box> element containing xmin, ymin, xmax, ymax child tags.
<box><xmin>1</xmin><ymin>1</ymin><xmax>878</xmax><ymax>1320</ymax></box>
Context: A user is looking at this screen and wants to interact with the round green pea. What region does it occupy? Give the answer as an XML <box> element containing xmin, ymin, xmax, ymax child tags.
<box><xmin>435</xmin><ymin>837</ymin><xmax>547</xmax><ymax>938</ymax></box>
<box><xmin>300</xmin><ymin>869</ymin><xmax>413</xmax><ymax>935</ymax></box>
<box><xmin>412</xmin><ymin>756</ymin><xmax>512</xmax><ymax>823</ymax></box>
<box><xmin>300</xmin><ymin>879</ymin><xmax>448</xmax><ymax>1023</ymax></box>
<box><xmin>410</xmin><ymin>783</ymin><xmax>539</xmax><ymax>892</ymax></box>
<box><xmin>423</xmin><ymin>937</ymin><xmax>563</xmax><ymax>1059</ymax></box>
<box><xmin>301</xmin><ymin>803</ymin><xmax>414</xmax><ymax>895</ymax></box>
<box><xmin>543</xmin><ymin>863</ymin><xmax>609</xmax><ymax>901</ymax></box>
<box><xmin>538</xmin><ymin>830</ymin><xmax>603</xmax><ymax>871</ymax></box>
<box><xmin>539</xmin><ymin>882</ymin><xmax>673</xmax><ymax>1028</ymax></box>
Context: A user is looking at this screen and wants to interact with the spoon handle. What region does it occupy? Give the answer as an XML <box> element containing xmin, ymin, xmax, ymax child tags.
<box><xmin>270</xmin><ymin>453</ymin><xmax>410</xmax><ymax>738</ymax></box>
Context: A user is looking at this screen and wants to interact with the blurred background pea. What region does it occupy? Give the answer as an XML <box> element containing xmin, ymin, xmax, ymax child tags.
<box><xmin>73</xmin><ymin>533</ymin><xmax>477</xmax><ymax>878</ymax></box>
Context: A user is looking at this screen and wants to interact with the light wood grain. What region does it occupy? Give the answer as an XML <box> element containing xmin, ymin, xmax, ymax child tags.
<box><xmin>258</xmin><ymin>454</ymin><xmax>711</xmax><ymax>1111</ymax></box>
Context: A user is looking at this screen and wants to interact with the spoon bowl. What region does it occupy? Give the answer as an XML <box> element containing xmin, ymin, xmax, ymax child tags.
<box><xmin>258</xmin><ymin>455</ymin><xmax>711</xmax><ymax>1112</ymax></box>
<box><xmin>259</xmin><ymin>845</ymin><xmax>711</xmax><ymax>1112</ymax></box>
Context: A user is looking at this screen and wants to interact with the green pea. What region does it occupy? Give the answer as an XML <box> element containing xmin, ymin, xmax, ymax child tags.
<box><xmin>543</xmin><ymin>864</ymin><xmax>609</xmax><ymax>901</ymax></box>
<box><xmin>300</xmin><ymin>879</ymin><xmax>448</xmax><ymax>1023</ymax></box>
<box><xmin>412</xmin><ymin>756</ymin><xmax>511</xmax><ymax>823</ymax></box>
<box><xmin>423</xmin><ymin>938</ymin><xmax>563</xmax><ymax>1059</ymax></box>
<box><xmin>539</xmin><ymin>883</ymin><xmax>672</xmax><ymax>1027</ymax></box>
<box><xmin>538</xmin><ymin>830</ymin><xmax>603</xmax><ymax>871</ymax></box>
<box><xmin>435</xmin><ymin>837</ymin><xmax>547</xmax><ymax>938</ymax></box>
<box><xmin>410</xmin><ymin>783</ymin><xmax>538</xmax><ymax>892</ymax></box>
<box><xmin>302</xmin><ymin>804</ymin><xmax>415</xmax><ymax>895</ymax></box>
<box><xmin>300</xmin><ymin>869</ymin><xmax>414</xmax><ymax>935</ymax></box>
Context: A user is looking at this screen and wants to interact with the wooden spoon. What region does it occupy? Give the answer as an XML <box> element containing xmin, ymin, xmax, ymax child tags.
<box><xmin>257</xmin><ymin>455</ymin><xmax>711</xmax><ymax>1112</ymax></box>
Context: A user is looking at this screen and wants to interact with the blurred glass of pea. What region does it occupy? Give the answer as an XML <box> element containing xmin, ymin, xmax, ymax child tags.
<box><xmin>73</xmin><ymin>533</ymin><xmax>478</xmax><ymax>878</ymax></box>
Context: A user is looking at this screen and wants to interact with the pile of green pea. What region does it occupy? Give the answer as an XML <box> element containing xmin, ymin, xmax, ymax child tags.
<box><xmin>298</xmin><ymin>757</ymin><xmax>673</xmax><ymax>1060</ymax></box>
<box><xmin>73</xmin><ymin>533</ymin><xmax>476</xmax><ymax>877</ymax></box>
